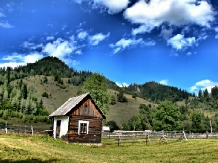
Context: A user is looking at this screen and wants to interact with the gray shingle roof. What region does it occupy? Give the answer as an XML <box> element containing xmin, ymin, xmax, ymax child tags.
<box><xmin>49</xmin><ymin>93</ymin><xmax>90</xmax><ymax>117</ymax></box>
<box><xmin>49</xmin><ymin>93</ymin><xmax>106</xmax><ymax>119</ymax></box>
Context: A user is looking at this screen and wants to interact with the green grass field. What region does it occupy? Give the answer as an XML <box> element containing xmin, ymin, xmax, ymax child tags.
<box><xmin>1</xmin><ymin>134</ymin><xmax>218</xmax><ymax>163</ymax></box>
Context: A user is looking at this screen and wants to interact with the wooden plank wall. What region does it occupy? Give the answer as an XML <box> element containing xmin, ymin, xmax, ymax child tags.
<box><xmin>68</xmin><ymin>115</ymin><xmax>102</xmax><ymax>143</ymax></box>
<box><xmin>71</xmin><ymin>98</ymin><xmax>102</xmax><ymax>119</ymax></box>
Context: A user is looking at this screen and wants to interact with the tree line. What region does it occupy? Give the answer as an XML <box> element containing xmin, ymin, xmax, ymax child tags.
<box><xmin>107</xmin><ymin>86</ymin><xmax>218</xmax><ymax>133</ymax></box>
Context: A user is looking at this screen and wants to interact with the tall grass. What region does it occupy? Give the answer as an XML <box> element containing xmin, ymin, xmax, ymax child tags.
<box><xmin>0</xmin><ymin>134</ymin><xmax>218</xmax><ymax>162</ymax></box>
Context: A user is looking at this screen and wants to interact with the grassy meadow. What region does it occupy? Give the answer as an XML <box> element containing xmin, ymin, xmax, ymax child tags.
<box><xmin>0</xmin><ymin>134</ymin><xmax>218</xmax><ymax>163</ymax></box>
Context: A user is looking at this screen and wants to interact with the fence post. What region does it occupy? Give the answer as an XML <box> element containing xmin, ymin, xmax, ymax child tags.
<box><xmin>145</xmin><ymin>134</ymin><xmax>150</xmax><ymax>145</ymax></box>
<box><xmin>31</xmin><ymin>125</ymin><xmax>34</xmax><ymax>136</ymax></box>
<box><xmin>5</xmin><ymin>121</ymin><xmax>7</xmax><ymax>134</ymax></box>
<box><xmin>118</xmin><ymin>135</ymin><xmax>121</xmax><ymax>145</ymax></box>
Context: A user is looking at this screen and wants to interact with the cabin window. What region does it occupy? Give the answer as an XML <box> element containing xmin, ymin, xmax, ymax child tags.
<box><xmin>78</xmin><ymin>120</ymin><xmax>89</xmax><ymax>135</ymax></box>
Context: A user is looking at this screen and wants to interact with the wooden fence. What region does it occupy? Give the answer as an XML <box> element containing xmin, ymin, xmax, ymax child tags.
<box><xmin>102</xmin><ymin>130</ymin><xmax>218</xmax><ymax>145</ymax></box>
<box><xmin>0</xmin><ymin>123</ymin><xmax>52</xmax><ymax>136</ymax></box>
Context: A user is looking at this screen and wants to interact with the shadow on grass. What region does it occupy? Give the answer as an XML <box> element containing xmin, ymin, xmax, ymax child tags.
<box><xmin>0</xmin><ymin>159</ymin><xmax>59</xmax><ymax>163</ymax></box>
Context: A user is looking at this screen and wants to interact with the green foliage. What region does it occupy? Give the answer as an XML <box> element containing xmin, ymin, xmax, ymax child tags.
<box><xmin>110</xmin><ymin>95</ymin><xmax>116</xmax><ymax>105</ymax></box>
<box><xmin>153</xmin><ymin>101</ymin><xmax>182</xmax><ymax>131</ymax></box>
<box><xmin>22</xmin><ymin>84</ymin><xmax>28</xmax><ymax>99</ymax></box>
<box><xmin>82</xmin><ymin>73</ymin><xmax>110</xmax><ymax>115</ymax></box>
<box><xmin>105</xmin><ymin>120</ymin><xmax>120</xmax><ymax>132</ymax></box>
<box><xmin>42</xmin><ymin>92</ymin><xmax>49</xmax><ymax>98</ymax></box>
<box><xmin>128</xmin><ymin>114</ymin><xmax>142</xmax><ymax>130</ymax></box>
<box><xmin>43</xmin><ymin>76</ymin><xmax>48</xmax><ymax>83</ymax></box>
<box><xmin>191</xmin><ymin>112</ymin><xmax>203</xmax><ymax>132</ymax></box>
<box><xmin>117</xmin><ymin>90</ymin><xmax>128</xmax><ymax>103</ymax></box>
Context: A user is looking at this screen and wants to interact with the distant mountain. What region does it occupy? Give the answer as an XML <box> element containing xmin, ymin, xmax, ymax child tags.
<box><xmin>125</xmin><ymin>81</ymin><xmax>194</xmax><ymax>103</ymax></box>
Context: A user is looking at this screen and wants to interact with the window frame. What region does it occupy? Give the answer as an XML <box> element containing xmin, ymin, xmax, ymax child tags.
<box><xmin>78</xmin><ymin>120</ymin><xmax>89</xmax><ymax>135</ymax></box>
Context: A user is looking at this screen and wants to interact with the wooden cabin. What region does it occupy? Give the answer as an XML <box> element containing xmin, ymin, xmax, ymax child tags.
<box><xmin>49</xmin><ymin>93</ymin><xmax>106</xmax><ymax>144</ymax></box>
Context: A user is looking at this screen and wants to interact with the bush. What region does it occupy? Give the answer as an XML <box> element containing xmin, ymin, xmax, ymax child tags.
<box><xmin>42</xmin><ymin>92</ymin><xmax>49</xmax><ymax>98</ymax></box>
<box><xmin>3</xmin><ymin>110</ymin><xmax>9</xmax><ymax>120</ymax></box>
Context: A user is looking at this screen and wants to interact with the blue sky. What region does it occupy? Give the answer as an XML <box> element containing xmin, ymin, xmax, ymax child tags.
<box><xmin>0</xmin><ymin>0</ymin><xmax>218</xmax><ymax>94</ymax></box>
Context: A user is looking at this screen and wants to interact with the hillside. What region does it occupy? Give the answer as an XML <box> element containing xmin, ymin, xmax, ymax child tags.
<box><xmin>1</xmin><ymin>56</ymin><xmax>218</xmax><ymax>132</ymax></box>
<box><xmin>12</xmin><ymin>76</ymin><xmax>152</xmax><ymax>125</ymax></box>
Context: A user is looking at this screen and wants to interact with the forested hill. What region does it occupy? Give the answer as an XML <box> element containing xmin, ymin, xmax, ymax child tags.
<box><xmin>0</xmin><ymin>56</ymin><xmax>194</xmax><ymax>103</ymax></box>
<box><xmin>125</xmin><ymin>82</ymin><xmax>194</xmax><ymax>103</ymax></box>
<box><xmin>0</xmin><ymin>56</ymin><xmax>118</xmax><ymax>89</ymax></box>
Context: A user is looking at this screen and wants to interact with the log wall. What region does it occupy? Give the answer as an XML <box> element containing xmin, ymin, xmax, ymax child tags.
<box><xmin>68</xmin><ymin>115</ymin><xmax>102</xmax><ymax>143</ymax></box>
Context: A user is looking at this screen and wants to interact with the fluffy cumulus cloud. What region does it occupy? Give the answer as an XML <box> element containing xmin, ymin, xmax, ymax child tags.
<box><xmin>43</xmin><ymin>38</ymin><xmax>76</xmax><ymax>58</ymax></box>
<box><xmin>167</xmin><ymin>34</ymin><xmax>196</xmax><ymax>50</ymax></box>
<box><xmin>124</xmin><ymin>0</ymin><xmax>214</xmax><ymax>31</ymax></box>
<box><xmin>77</xmin><ymin>31</ymin><xmax>88</xmax><ymax>40</ymax></box>
<box><xmin>110</xmin><ymin>38</ymin><xmax>155</xmax><ymax>54</ymax></box>
<box><xmin>0</xmin><ymin>52</ymin><xmax>43</xmax><ymax>68</ymax></box>
<box><xmin>92</xmin><ymin>0</ymin><xmax>130</xmax><ymax>14</ymax></box>
<box><xmin>116</xmin><ymin>82</ymin><xmax>129</xmax><ymax>87</ymax></box>
<box><xmin>159</xmin><ymin>79</ymin><xmax>168</xmax><ymax>85</ymax></box>
<box><xmin>89</xmin><ymin>33</ymin><xmax>110</xmax><ymax>45</ymax></box>
<box><xmin>190</xmin><ymin>79</ymin><xmax>218</xmax><ymax>93</ymax></box>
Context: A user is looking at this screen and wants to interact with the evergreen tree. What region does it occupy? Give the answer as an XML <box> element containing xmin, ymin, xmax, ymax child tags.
<box><xmin>22</xmin><ymin>84</ymin><xmax>28</xmax><ymax>99</ymax></box>
<box><xmin>203</xmin><ymin>89</ymin><xmax>209</xmax><ymax>98</ymax></box>
<box><xmin>82</xmin><ymin>73</ymin><xmax>110</xmax><ymax>115</ymax></box>
<box><xmin>117</xmin><ymin>90</ymin><xmax>128</xmax><ymax>103</ymax></box>
<box><xmin>198</xmin><ymin>89</ymin><xmax>203</xmax><ymax>98</ymax></box>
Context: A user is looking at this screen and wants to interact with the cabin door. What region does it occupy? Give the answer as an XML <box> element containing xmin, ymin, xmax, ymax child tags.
<box><xmin>56</xmin><ymin>120</ymin><xmax>61</xmax><ymax>138</ymax></box>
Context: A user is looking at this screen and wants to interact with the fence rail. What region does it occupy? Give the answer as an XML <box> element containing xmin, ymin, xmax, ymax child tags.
<box><xmin>0</xmin><ymin>123</ymin><xmax>52</xmax><ymax>135</ymax></box>
<box><xmin>102</xmin><ymin>130</ymin><xmax>218</xmax><ymax>145</ymax></box>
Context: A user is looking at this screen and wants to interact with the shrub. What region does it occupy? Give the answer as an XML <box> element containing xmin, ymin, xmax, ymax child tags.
<box><xmin>42</xmin><ymin>92</ymin><xmax>49</xmax><ymax>98</ymax></box>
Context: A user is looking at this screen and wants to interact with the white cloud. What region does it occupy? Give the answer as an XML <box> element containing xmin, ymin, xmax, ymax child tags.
<box><xmin>22</xmin><ymin>41</ymin><xmax>43</xmax><ymax>50</ymax></box>
<box><xmin>46</xmin><ymin>36</ymin><xmax>55</xmax><ymax>41</ymax></box>
<box><xmin>124</xmin><ymin>0</ymin><xmax>214</xmax><ymax>33</ymax></box>
<box><xmin>75</xmin><ymin>50</ymin><xmax>82</xmax><ymax>55</ymax></box>
<box><xmin>168</xmin><ymin>34</ymin><xmax>196</xmax><ymax>50</ymax></box>
<box><xmin>160</xmin><ymin>26</ymin><xmax>173</xmax><ymax>40</ymax></box>
<box><xmin>0</xmin><ymin>22</ymin><xmax>13</xmax><ymax>28</ymax></box>
<box><xmin>43</xmin><ymin>38</ymin><xmax>76</xmax><ymax>58</ymax></box>
<box><xmin>159</xmin><ymin>80</ymin><xmax>168</xmax><ymax>85</ymax></box>
<box><xmin>1</xmin><ymin>52</ymin><xmax>43</xmax><ymax>68</ymax></box>
<box><xmin>89</xmin><ymin>33</ymin><xmax>110</xmax><ymax>45</ymax></box>
<box><xmin>110</xmin><ymin>38</ymin><xmax>155</xmax><ymax>54</ymax></box>
<box><xmin>23</xmin><ymin>52</ymin><xmax>44</xmax><ymax>63</ymax></box>
<box><xmin>77</xmin><ymin>31</ymin><xmax>88</xmax><ymax>40</ymax></box>
<box><xmin>0</xmin><ymin>62</ymin><xmax>26</xmax><ymax>68</ymax></box>
<box><xmin>132</xmin><ymin>25</ymin><xmax>153</xmax><ymax>35</ymax></box>
<box><xmin>92</xmin><ymin>0</ymin><xmax>130</xmax><ymax>14</ymax></box>
<box><xmin>2</xmin><ymin>54</ymin><xmax>23</xmax><ymax>62</ymax></box>
<box><xmin>187</xmin><ymin>52</ymin><xmax>192</xmax><ymax>56</ymax></box>
<box><xmin>116</xmin><ymin>82</ymin><xmax>129</xmax><ymax>87</ymax></box>
<box><xmin>189</xmin><ymin>79</ymin><xmax>218</xmax><ymax>93</ymax></box>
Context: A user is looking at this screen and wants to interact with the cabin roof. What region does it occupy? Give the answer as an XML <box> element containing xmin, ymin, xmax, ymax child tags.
<box><xmin>49</xmin><ymin>92</ymin><xmax>106</xmax><ymax>119</ymax></box>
